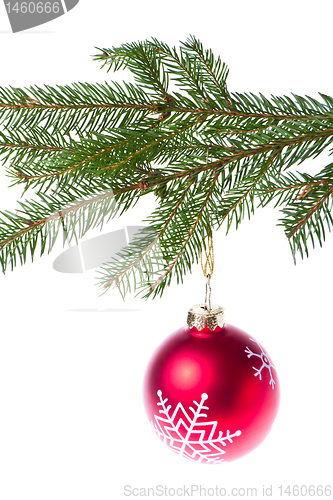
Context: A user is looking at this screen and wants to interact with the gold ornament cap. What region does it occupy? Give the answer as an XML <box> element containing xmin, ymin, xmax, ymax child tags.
<box><xmin>187</xmin><ymin>304</ymin><xmax>225</xmax><ymax>332</ymax></box>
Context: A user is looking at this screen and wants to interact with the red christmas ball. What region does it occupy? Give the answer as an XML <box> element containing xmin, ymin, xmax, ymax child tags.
<box><xmin>143</xmin><ymin>305</ymin><xmax>280</xmax><ymax>463</ymax></box>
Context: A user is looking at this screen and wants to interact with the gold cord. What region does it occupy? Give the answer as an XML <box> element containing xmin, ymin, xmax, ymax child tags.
<box><xmin>200</xmin><ymin>235</ymin><xmax>214</xmax><ymax>279</ymax></box>
<box><xmin>200</xmin><ymin>235</ymin><xmax>214</xmax><ymax>311</ymax></box>
<box><xmin>200</xmin><ymin>148</ymin><xmax>215</xmax><ymax>311</ymax></box>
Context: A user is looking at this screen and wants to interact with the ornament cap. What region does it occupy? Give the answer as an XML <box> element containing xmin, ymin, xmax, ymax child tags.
<box><xmin>187</xmin><ymin>304</ymin><xmax>225</xmax><ymax>332</ymax></box>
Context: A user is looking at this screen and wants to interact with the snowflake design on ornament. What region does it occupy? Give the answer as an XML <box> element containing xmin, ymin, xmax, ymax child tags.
<box><xmin>151</xmin><ymin>390</ymin><xmax>242</xmax><ymax>464</ymax></box>
<box><xmin>244</xmin><ymin>338</ymin><xmax>277</xmax><ymax>389</ymax></box>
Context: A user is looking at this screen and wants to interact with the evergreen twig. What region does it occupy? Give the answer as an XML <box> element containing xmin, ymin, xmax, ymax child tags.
<box><xmin>1</xmin><ymin>36</ymin><xmax>333</xmax><ymax>298</ymax></box>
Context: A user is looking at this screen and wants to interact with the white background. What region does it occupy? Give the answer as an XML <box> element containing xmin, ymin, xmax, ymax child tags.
<box><xmin>0</xmin><ymin>1</ymin><xmax>332</xmax><ymax>499</ymax></box>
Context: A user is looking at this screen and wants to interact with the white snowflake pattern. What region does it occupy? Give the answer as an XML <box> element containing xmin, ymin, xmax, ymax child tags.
<box><xmin>151</xmin><ymin>390</ymin><xmax>242</xmax><ymax>464</ymax></box>
<box><xmin>244</xmin><ymin>338</ymin><xmax>277</xmax><ymax>389</ymax></box>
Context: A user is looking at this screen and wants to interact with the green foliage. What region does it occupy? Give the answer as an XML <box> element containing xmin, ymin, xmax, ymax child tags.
<box><xmin>1</xmin><ymin>36</ymin><xmax>333</xmax><ymax>299</ymax></box>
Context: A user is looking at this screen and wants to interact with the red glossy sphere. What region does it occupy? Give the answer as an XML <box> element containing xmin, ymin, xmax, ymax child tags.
<box><xmin>143</xmin><ymin>323</ymin><xmax>280</xmax><ymax>463</ymax></box>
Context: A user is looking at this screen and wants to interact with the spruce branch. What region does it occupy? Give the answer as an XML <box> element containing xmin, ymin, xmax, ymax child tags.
<box><xmin>1</xmin><ymin>36</ymin><xmax>333</xmax><ymax>299</ymax></box>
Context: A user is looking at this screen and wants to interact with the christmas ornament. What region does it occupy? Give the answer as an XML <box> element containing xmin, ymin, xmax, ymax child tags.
<box><xmin>143</xmin><ymin>237</ymin><xmax>280</xmax><ymax>463</ymax></box>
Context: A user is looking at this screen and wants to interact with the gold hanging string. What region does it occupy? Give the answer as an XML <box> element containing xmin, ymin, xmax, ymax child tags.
<box><xmin>200</xmin><ymin>234</ymin><xmax>214</xmax><ymax>311</ymax></box>
<box><xmin>200</xmin><ymin>148</ymin><xmax>215</xmax><ymax>280</ymax></box>
<box><xmin>200</xmin><ymin>148</ymin><xmax>215</xmax><ymax>312</ymax></box>
<box><xmin>200</xmin><ymin>235</ymin><xmax>214</xmax><ymax>279</ymax></box>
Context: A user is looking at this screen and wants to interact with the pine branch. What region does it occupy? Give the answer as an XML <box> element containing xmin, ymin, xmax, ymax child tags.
<box><xmin>278</xmin><ymin>163</ymin><xmax>333</xmax><ymax>259</ymax></box>
<box><xmin>0</xmin><ymin>182</ymin><xmax>119</xmax><ymax>272</ymax></box>
<box><xmin>0</xmin><ymin>82</ymin><xmax>154</xmax><ymax>134</ymax></box>
<box><xmin>96</xmin><ymin>173</ymin><xmax>200</xmax><ymax>298</ymax></box>
<box><xmin>1</xmin><ymin>36</ymin><xmax>333</xmax><ymax>299</ymax></box>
